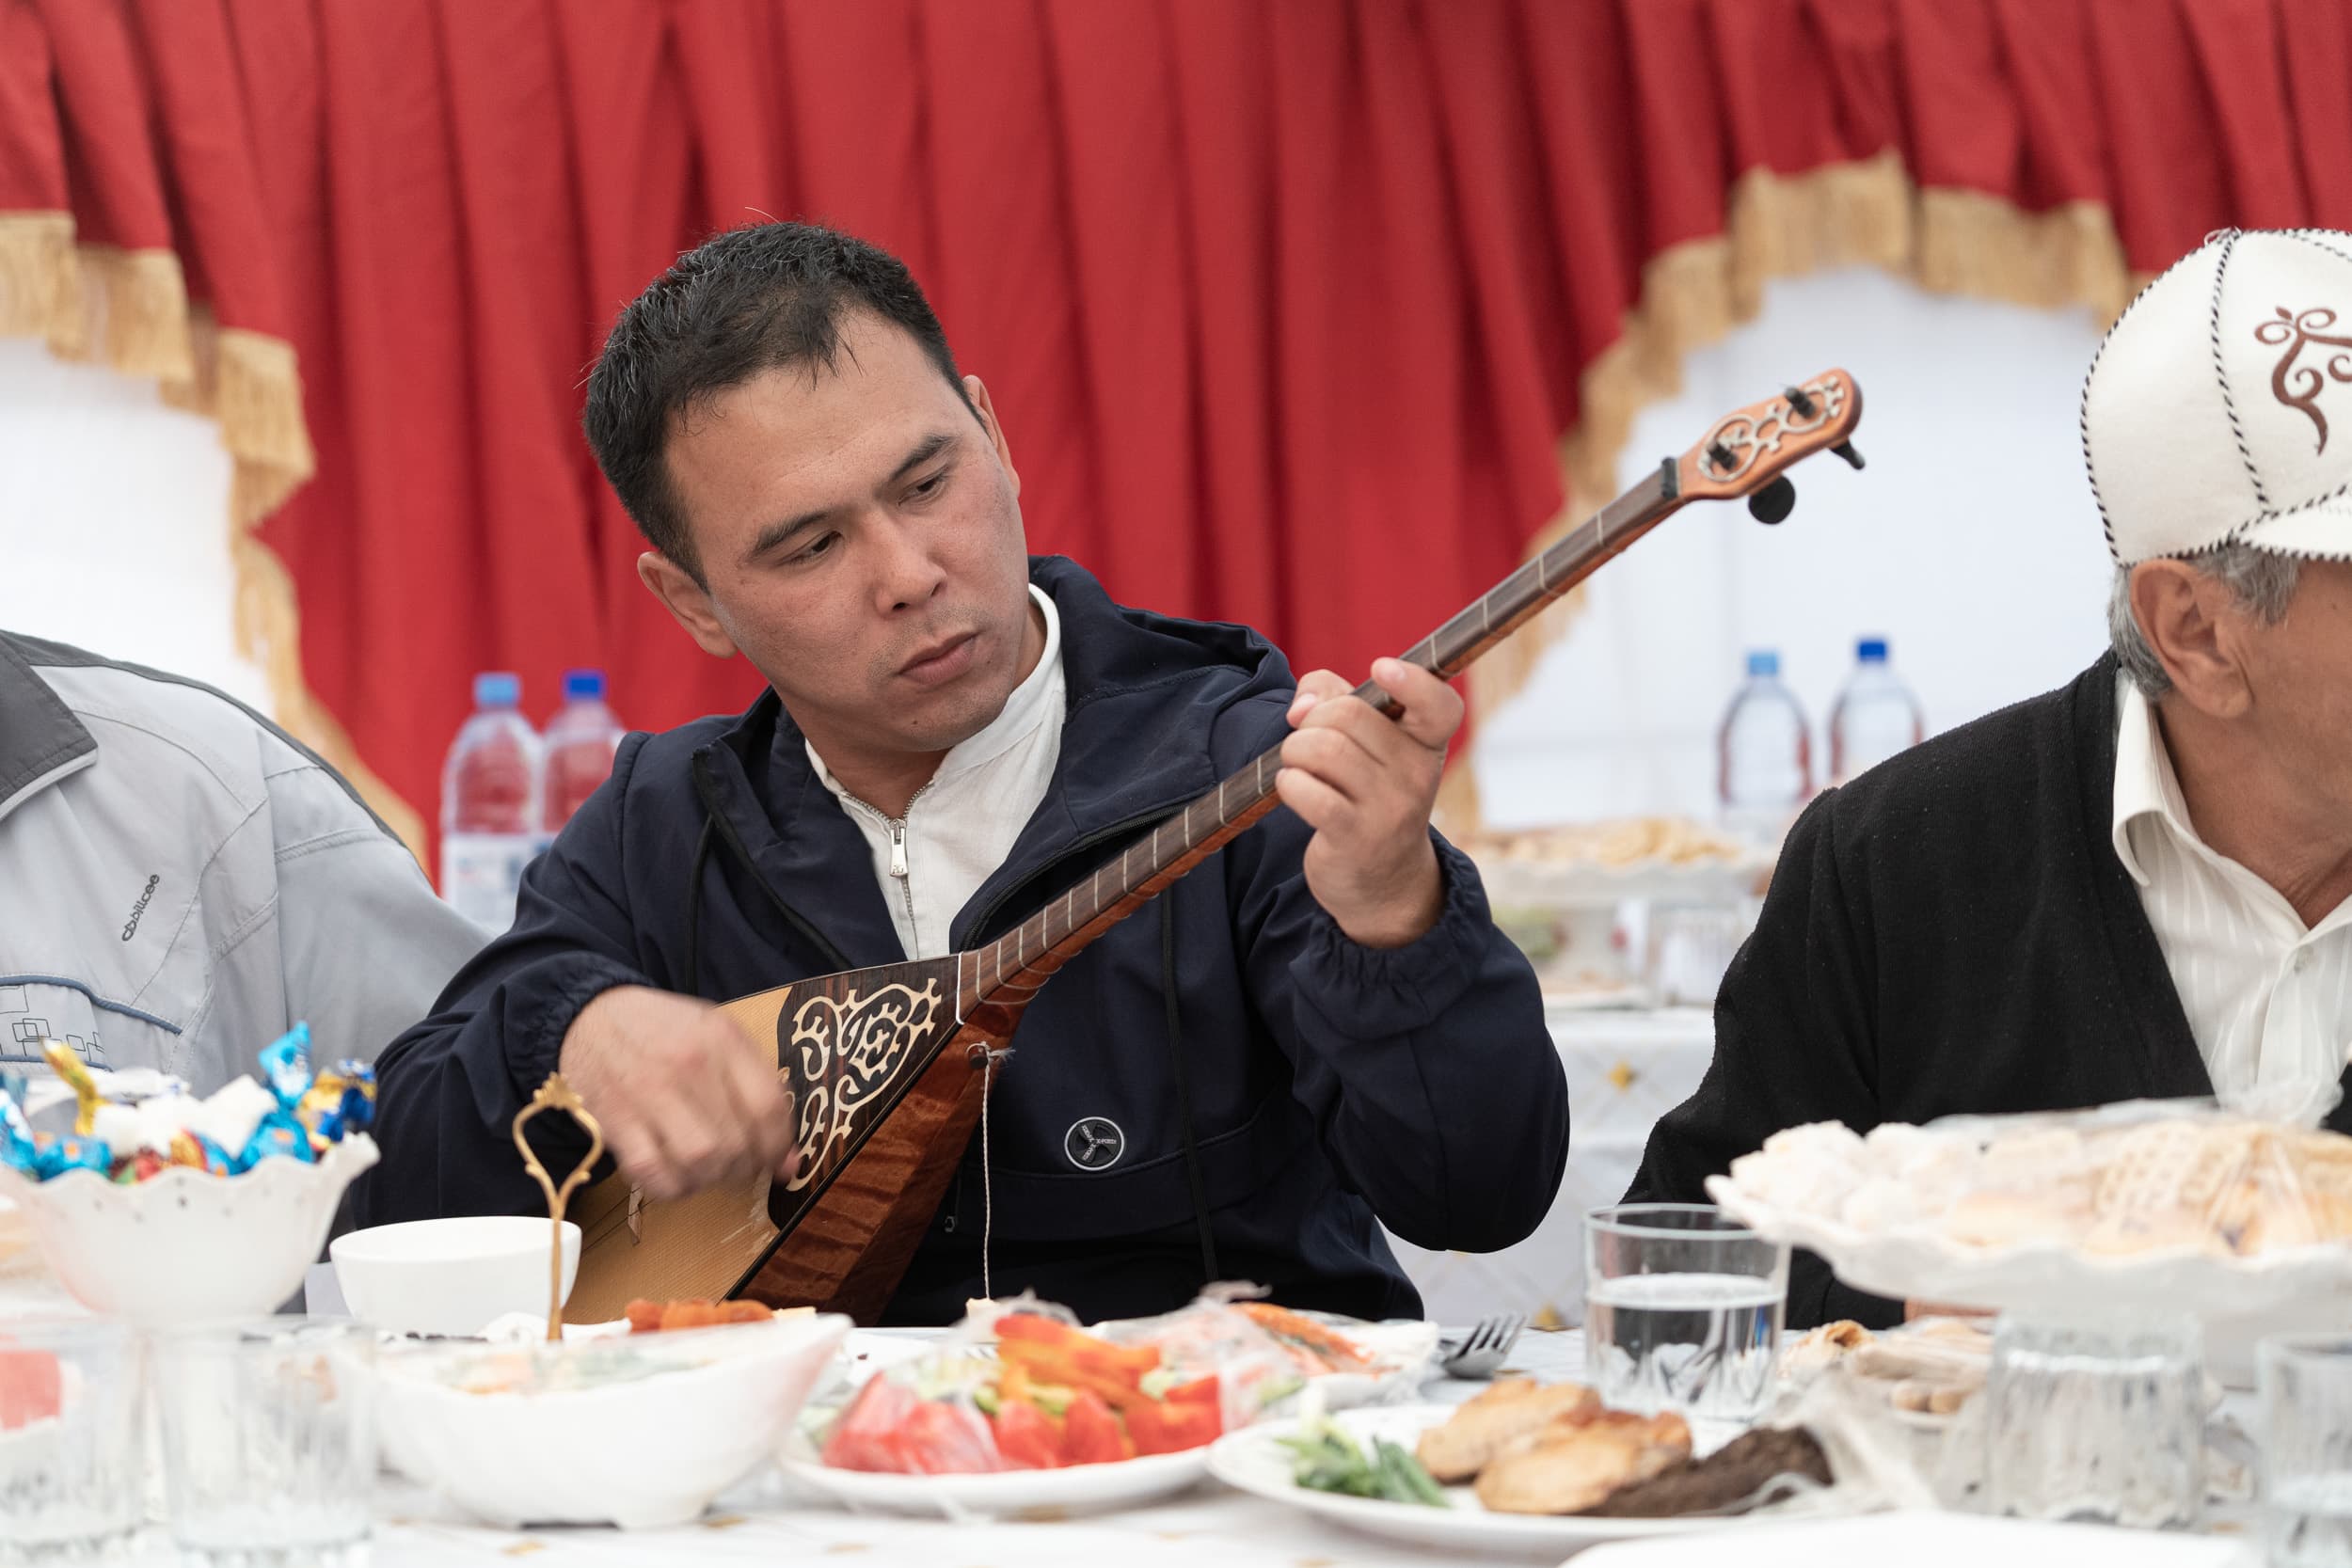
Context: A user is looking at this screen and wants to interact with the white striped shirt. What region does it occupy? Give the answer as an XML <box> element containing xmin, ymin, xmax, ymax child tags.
<box><xmin>2112</xmin><ymin>674</ymin><xmax>2352</xmax><ymax>1123</ymax></box>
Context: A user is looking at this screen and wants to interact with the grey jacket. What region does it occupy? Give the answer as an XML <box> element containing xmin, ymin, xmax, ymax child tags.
<box><xmin>0</xmin><ymin>632</ymin><xmax>485</xmax><ymax>1095</ymax></box>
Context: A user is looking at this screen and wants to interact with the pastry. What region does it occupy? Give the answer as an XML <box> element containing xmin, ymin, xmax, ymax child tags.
<box><xmin>1473</xmin><ymin>1408</ymin><xmax>1691</xmax><ymax>1515</ymax></box>
<box><xmin>1413</xmin><ymin>1378</ymin><xmax>1599</xmax><ymax>1483</ymax></box>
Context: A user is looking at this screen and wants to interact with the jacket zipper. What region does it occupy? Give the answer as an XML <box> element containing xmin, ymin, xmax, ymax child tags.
<box><xmin>838</xmin><ymin>780</ymin><xmax>934</xmax><ymax>957</ymax></box>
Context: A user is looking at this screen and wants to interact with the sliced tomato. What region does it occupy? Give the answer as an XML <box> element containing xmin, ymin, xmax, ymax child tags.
<box><xmin>1124</xmin><ymin>1395</ymin><xmax>1221</xmax><ymax>1456</ymax></box>
<box><xmin>0</xmin><ymin>1349</ymin><xmax>59</xmax><ymax>1432</ymax></box>
<box><xmin>1059</xmin><ymin>1388</ymin><xmax>1135</xmax><ymax>1466</ymax></box>
<box><xmin>896</xmin><ymin>1399</ymin><xmax>1009</xmax><ymax>1475</ymax></box>
<box><xmin>992</xmin><ymin>1396</ymin><xmax>1065</xmax><ymax>1469</ymax></box>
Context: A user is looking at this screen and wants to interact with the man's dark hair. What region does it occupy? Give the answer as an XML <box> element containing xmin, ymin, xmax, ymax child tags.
<box><xmin>582</xmin><ymin>221</ymin><xmax>975</xmax><ymax>580</ymax></box>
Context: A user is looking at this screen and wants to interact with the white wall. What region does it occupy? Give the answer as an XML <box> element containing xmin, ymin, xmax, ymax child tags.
<box><xmin>1475</xmin><ymin>269</ymin><xmax>2114</xmax><ymax>828</ymax></box>
<box><xmin>0</xmin><ymin>338</ymin><xmax>270</xmax><ymax>713</ymax></box>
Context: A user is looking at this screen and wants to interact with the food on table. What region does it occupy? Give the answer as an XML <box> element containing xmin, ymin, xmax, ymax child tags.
<box><xmin>1777</xmin><ymin>1318</ymin><xmax>1870</xmax><ymax>1378</ymax></box>
<box><xmin>1236</xmin><ymin>1302</ymin><xmax>1375</xmax><ymax>1375</ymax></box>
<box><xmin>1397</xmin><ymin>1379</ymin><xmax>1831</xmax><ymax>1519</ymax></box>
<box><xmin>1473</xmin><ymin>1407</ymin><xmax>1692</xmax><ymax>1515</ymax></box>
<box><xmin>1717</xmin><ymin>1110</ymin><xmax>2352</xmax><ymax>1259</ymax></box>
<box><xmin>1413</xmin><ymin>1376</ymin><xmax>1599</xmax><ymax>1482</ymax></box>
<box><xmin>0</xmin><ymin>1343</ymin><xmax>61</xmax><ymax>1430</ymax></box>
<box><xmin>1282</xmin><ymin>1410</ymin><xmax>1450</xmax><ymax>1507</ymax></box>
<box><xmin>0</xmin><ymin>1025</ymin><xmax>372</xmax><ymax>1186</ymax></box>
<box><xmin>623</xmin><ymin>1298</ymin><xmax>783</xmax><ymax>1333</ymax></box>
<box><xmin>818</xmin><ymin>1309</ymin><xmax>1260</xmax><ymax>1474</ymax></box>
<box><xmin>1582</xmin><ymin>1426</ymin><xmax>1833</xmax><ymax>1517</ymax></box>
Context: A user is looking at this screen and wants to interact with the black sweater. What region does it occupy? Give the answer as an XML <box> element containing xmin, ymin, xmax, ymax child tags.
<box><xmin>1627</xmin><ymin>653</ymin><xmax>2352</xmax><ymax>1328</ymax></box>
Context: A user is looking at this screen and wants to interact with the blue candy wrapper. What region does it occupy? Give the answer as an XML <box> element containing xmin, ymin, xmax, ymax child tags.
<box><xmin>32</xmin><ymin>1132</ymin><xmax>112</xmax><ymax>1180</ymax></box>
<box><xmin>259</xmin><ymin>1023</ymin><xmax>313</xmax><ymax>1113</ymax></box>
<box><xmin>0</xmin><ymin>1085</ymin><xmax>36</xmax><ymax>1176</ymax></box>
<box><xmin>239</xmin><ymin>1110</ymin><xmax>314</xmax><ymax>1168</ymax></box>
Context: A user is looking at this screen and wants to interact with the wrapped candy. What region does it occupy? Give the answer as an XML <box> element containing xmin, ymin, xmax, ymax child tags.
<box><xmin>0</xmin><ymin>1084</ymin><xmax>38</xmax><ymax>1177</ymax></box>
<box><xmin>258</xmin><ymin>1023</ymin><xmax>313</xmax><ymax>1112</ymax></box>
<box><xmin>40</xmin><ymin>1041</ymin><xmax>103</xmax><ymax>1136</ymax></box>
<box><xmin>32</xmin><ymin>1133</ymin><xmax>111</xmax><ymax>1180</ymax></box>
<box><xmin>168</xmin><ymin>1131</ymin><xmax>234</xmax><ymax>1178</ymax></box>
<box><xmin>239</xmin><ymin>1112</ymin><xmax>314</xmax><ymax>1168</ymax></box>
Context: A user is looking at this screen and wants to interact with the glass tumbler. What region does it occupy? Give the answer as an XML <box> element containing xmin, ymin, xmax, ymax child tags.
<box><xmin>153</xmin><ymin>1319</ymin><xmax>375</xmax><ymax>1568</ymax></box>
<box><xmin>1584</xmin><ymin>1203</ymin><xmax>1788</xmax><ymax>1421</ymax></box>
<box><xmin>2261</xmin><ymin>1334</ymin><xmax>2352</xmax><ymax>1568</ymax></box>
<box><xmin>1982</xmin><ymin>1309</ymin><xmax>2204</xmax><ymax>1529</ymax></box>
<box><xmin>0</xmin><ymin>1318</ymin><xmax>142</xmax><ymax>1565</ymax></box>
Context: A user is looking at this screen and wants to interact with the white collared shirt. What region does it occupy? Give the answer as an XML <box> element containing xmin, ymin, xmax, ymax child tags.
<box><xmin>809</xmin><ymin>587</ymin><xmax>1064</xmax><ymax>960</ymax></box>
<box><xmin>2112</xmin><ymin>674</ymin><xmax>2352</xmax><ymax>1121</ymax></box>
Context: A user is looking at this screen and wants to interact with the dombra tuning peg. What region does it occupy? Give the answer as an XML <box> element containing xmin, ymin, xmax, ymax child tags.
<box><xmin>1748</xmin><ymin>476</ymin><xmax>1796</xmax><ymax>524</ymax></box>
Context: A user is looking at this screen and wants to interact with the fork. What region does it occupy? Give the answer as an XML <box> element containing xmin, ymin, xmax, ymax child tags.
<box><xmin>1437</xmin><ymin>1312</ymin><xmax>1526</xmax><ymax>1380</ymax></box>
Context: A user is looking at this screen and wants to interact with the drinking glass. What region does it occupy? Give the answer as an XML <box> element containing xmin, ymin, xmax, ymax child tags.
<box><xmin>153</xmin><ymin>1319</ymin><xmax>374</xmax><ymax>1568</ymax></box>
<box><xmin>1982</xmin><ymin>1309</ymin><xmax>2203</xmax><ymax>1529</ymax></box>
<box><xmin>1584</xmin><ymin>1203</ymin><xmax>1788</xmax><ymax>1420</ymax></box>
<box><xmin>0</xmin><ymin>1318</ymin><xmax>142</xmax><ymax>1564</ymax></box>
<box><xmin>2261</xmin><ymin>1334</ymin><xmax>2352</xmax><ymax>1567</ymax></box>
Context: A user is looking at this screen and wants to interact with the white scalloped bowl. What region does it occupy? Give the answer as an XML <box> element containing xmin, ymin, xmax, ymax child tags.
<box><xmin>374</xmin><ymin>1311</ymin><xmax>851</xmax><ymax>1528</ymax></box>
<box><xmin>0</xmin><ymin>1136</ymin><xmax>377</xmax><ymax>1326</ymax></box>
<box><xmin>1707</xmin><ymin>1172</ymin><xmax>2352</xmax><ymax>1385</ymax></box>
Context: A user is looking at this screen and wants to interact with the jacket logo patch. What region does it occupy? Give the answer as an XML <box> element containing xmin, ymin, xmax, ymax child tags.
<box><xmin>1064</xmin><ymin>1117</ymin><xmax>1125</xmax><ymax>1171</ymax></box>
<box><xmin>120</xmin><ymin>874</ymin><xmax>161</xmax><ymax>942</ymax></box>
<box><xmin>2257</xmin><ymin>305</ymin><xmax>2352</xmax><ymax>452</ymax></box>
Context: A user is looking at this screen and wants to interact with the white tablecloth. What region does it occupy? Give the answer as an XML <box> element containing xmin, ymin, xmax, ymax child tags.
<box><xmin>125</xmin><ymin>1335</ymin><xmax>1596</xmax><ymax>1568</ymax></box>
<box><xmin>1388</xmin><ymin>1005</ymin><xmax>1715</xmax><ymax>1328</ymax></box>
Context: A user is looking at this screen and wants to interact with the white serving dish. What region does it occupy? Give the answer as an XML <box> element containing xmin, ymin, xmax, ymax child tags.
<box><xmin>780</xmin><ymin>1439</ymin><xmax>1214</xmax><ymax>1520</ymax></box>
<box><xmin>0</xmin><ymin>1136</ymin><xmax>377</xmax><ymax>1326</ymax></box>
<box><xmin>1207</xmin><ymin>1403</ymin><xmax>1761</xmax><ymax>1557</ymax></box>
<box><xmin>374</xmin><ymin>1311</ymin><xmax>850</xmax><ymax>1528</ymax></box>
<box><xmin>329</xmin><ymin>1215</ymin><xmax>579</xmax><ymax>1337</ymax></box>
<box><xmin>1708</xmin><ymin>1174</ymin><xmax>2352</xmax><ymax>1386</ymax></box>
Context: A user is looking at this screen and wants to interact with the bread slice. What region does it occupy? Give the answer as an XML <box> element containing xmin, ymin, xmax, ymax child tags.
<box><xmin>1413</xmin><ymin>1378</ymin><xmax>1600</xmax><ymax>1483</ymax></box>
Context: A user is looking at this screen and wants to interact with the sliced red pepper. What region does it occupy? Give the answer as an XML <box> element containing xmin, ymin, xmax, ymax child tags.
<box><xmin>1060</xmin><ymin>1388</ymin><xmax>1136</xmax><ymax>1465</ymax></box>
<box><xmin>1165</xmin><ymin>1373</ymin><xmax>1221</xmax><ymax>1405</ymax></box>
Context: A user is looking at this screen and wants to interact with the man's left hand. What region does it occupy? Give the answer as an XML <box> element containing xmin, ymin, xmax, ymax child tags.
<box><xmin>1276</xmin><ymin>657</ymin><xmax>1462</xmax><ymax>949</ymax></box>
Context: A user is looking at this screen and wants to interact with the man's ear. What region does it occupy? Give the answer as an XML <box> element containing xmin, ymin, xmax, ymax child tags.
<box><xmin>637</xmin><ymin>551</ymin><xmax>739</xmax><ymax>659</ymax></box>
<box><xmin>964</xmin><ymin>374</ymin><xmax>1019</xmax><ymax>500</ymax></box>
<box><xmin>2129</xmin><ymin>558</ymin><xmax>2252</xmax><ymax>719</ymax></box>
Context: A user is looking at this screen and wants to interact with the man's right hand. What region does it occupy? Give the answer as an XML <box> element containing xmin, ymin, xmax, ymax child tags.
<box><xmin>557</xmin><ymin>986</ymin><xmax>799</xmax><ymax>1201</ymax></box>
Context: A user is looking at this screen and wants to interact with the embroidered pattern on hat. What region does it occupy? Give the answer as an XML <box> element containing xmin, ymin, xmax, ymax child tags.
<box><xmin>2256</xmin><ymin>306</ymin><xmax>2352</xmax><ymax>453</ymax></box>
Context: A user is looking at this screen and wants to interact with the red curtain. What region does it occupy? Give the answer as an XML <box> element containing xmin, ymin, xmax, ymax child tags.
<box><xmin>7</xmin><ymin>0</ymin><xmax>2352</xmax><ymax>857</ymax></box>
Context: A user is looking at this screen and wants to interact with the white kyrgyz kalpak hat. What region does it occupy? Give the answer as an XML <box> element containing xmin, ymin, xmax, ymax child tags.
<box><xmin>2083</xmin><ymin>228</ymin><xmax>2352</xmax><ymax>565</ymax></box>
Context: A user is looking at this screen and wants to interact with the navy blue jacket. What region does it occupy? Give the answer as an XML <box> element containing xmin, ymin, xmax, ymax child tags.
<box><xmin>357</xmin><ymin>557</ymin><xmax>1570</xmax><ymax>1323</ymax></box>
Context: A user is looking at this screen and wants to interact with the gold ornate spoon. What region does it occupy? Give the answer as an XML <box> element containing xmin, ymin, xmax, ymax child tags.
<box><xmin>511</xmin><ymin>1074</ymin><xmax>605</xmax><ymax>1342</ymax></box>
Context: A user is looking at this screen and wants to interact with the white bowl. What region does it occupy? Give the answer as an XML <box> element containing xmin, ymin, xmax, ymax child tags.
<box><xmin>329</xmin><ymin>1216</ymin><xmax>579</xmax><ymax>1337</ymax></box>
<box><xmin>0</xmin><ymin>1136</ymin><xmax>378</xmax><ymax>1327</ymax></box>
<box><xmin>374</xmin><ymin>1312</ymin><xmax>851</xmax><ymax>1528</ymax></box>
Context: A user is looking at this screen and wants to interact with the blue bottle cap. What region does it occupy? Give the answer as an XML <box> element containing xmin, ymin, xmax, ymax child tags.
<box><xmin>562</xmin><ymin>669</ymin><xmax>606</xmax><ymax>702</ymax></box>
<box><xmin>473</xmin><ymin>672</ymin><xmax>522</xmax><ymax>708</ymax></box>
<box><xmin>1857</xmin><ymin>638</ymin><xmax>1889</xmax><ymax>662</ymax></box>
<box><xmin>1745</xmin><ymin>650</ymin><xmax>1781</xmax><ymax>678</ymax></box>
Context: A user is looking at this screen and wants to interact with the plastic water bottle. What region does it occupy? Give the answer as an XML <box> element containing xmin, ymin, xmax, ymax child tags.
<box><xmin>1829</xmin><ymin>637</ymin><xmax>1926</xmax><ymax>784</ymax></box>
<box><xmin>1717</xmin><ymin>650</ymin><xmax>1812</xmax><ymax>845</ymax></box>
<box><xmin>541</xmin><ymin>669</ymin><xmax>627</xmax><ymax>837</ymax></box>
<box><xmin>440</xmin><ymin>673</ymin><xmax>542</xmax><ymax>932</ymax></box>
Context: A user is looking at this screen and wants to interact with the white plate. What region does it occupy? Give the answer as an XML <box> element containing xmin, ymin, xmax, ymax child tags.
<box><xmin>1206</xmin><ymin>1404</ymin><xmax>1761</xmax><ymax>1558</ymax></box>
<box><xmin>781</xmin><ymin>1442</ymin><xmax>1212</xmax><ymax>1519</ymax></box>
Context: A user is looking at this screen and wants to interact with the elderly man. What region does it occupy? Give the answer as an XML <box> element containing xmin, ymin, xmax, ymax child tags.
<box><xmin>0</xmin><ymin>631</ymin><xmax>485</xmax><ymax>1093</ymax></box>
<box><xmin>1629</xmin><ymin>228</ymin><xmax>2352</xmax><ymax>1329</ymax></box>
<box><xmin>358</xmin><ymin>221</ymin><xmax>1569</xmax><ymax>1323</ymax></box>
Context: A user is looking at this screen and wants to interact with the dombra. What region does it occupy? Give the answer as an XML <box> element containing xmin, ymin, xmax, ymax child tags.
<box><xmin>564</xmin><ymin>372</ymin><xmax>1867</xmax><ymax>1326</ymax></box>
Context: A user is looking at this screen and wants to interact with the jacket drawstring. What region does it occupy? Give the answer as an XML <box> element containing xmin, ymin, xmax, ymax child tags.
<box><xmin>682</xmin><ymin>816</ymin><xmax>716</xmax><ymax>993</ymax></box>
<box><xmin>1162</xmin><ymin>895</ymin><xmax>1220</xmax><ymax>1287</ymax></box>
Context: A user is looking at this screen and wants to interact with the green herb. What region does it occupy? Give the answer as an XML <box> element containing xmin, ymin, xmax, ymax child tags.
<box><xmin>1280</xmin><ymin>1415</ymin><xmax>1449</xmax><ymax>1509</ymax></box>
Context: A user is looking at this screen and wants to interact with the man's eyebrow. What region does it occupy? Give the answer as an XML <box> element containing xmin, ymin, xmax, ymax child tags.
<box><xmin>742</xmin><ymin>432</ymin><xmax>961</xmax><ymax>565</ymax></box>
<box><xmin>890</xmin><ymin>430</ymin><xmax>957</xmax><ymax>483</ymax></box>
<box><xmin>744</xmin><ymin>506</ymin><xmax>836</xmax><ymax>565</ymax></box>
